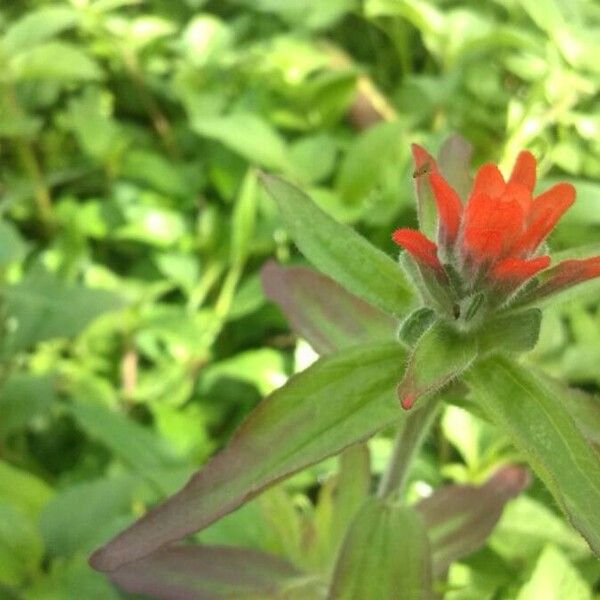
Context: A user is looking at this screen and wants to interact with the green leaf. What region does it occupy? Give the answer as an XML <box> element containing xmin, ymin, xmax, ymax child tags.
<box><xmin>231</xmin><ymin>169</ymin><xmax>258</xmax><ymax>267</ymax></box>
<box><xmin>68</xmin><ymin>401</ymin><xmax>187</xmax><ymax>492</ymax></box>
<box><xmin>40</xmin><ymin>476</ymin><xmax>140</xmax><ymax>557</ymax></box>
<box><xmin>2</xmin><ymin>270</ymin><xmax>123</xmax><ymax>354</ymax></box>
<box><xmin>516</xmin><ymin>545</ymin><xmax>591</xmax><ymax>600</ymax></box>
<box><xmin>0</xmin><ymin>219</ymin><xmax>27</xmax><ymax>268</ymax></box>
<box><xmin>0</xmin><ymin>374</ymin><xmax>57</xmax><ymax>438</ymax></box>
<box><xmin>1</xmin><ymin>6</ymin><xmax>78</xmax><ymax>56</ymax></box>
<box><xmin>466</xmin><ymin>357</ymin><xmax>600</xmax><ymax>555</ymax></box>
<box><xmin>261</xmin><ymin>261</ymin><xmax>396</xmax><ymax>355</ymax></box>
<box><xmin>0</xmin><ymin>460</ymin><xmax>53</xmax><ymax>519</ymax></box>
<box><xmin>0</xmin><ymin>502</ymin><xmax>43</xmax><ymax>586</ymax></box>
<box><xmin>477</xmin><ymin>308</ymin><xmax>542</xmax><ymax>355</ymax></box>
<box><xmin>192</xmin><ymin>112</ymin><xmax>291</xmax><ymax>171</ymax></box>
<box><xmin>90</xmin><ymin>342</ymin><xmax>407</xmax><ymax>571</ymax></box>
<box><xmin>417</xmin><ymin>465</ymin><xmax>529</xmax><ymax>575</ymax></box>
<box><xmin>327</xmin><ymin>499</ymin><xmax>432</xmax><ymax>600</ymax></box>
<box><xmin>261</xmin><ymin>175</ymin><xmax>413</xmax><ymax>317</ymax></box>
<box><xmin>398</xmin><ymin>320</ymin><xmax>478</xmax><ymax>409</ymax></box>
<box><xmin>108</xmin><ymin>545</ymin><xmax>312</xmax><ymax>600</ymax></box>
<box><xmin>10</xmin><ymin>41</ymin><xmax>103</xmax><ymax>81</ymax></box>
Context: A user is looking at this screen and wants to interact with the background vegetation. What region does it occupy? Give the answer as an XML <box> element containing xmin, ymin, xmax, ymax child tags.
<box><xmin>1</xmin><ymin>0</ymin><xmax>599</xmax><ymax>598</ymax></box>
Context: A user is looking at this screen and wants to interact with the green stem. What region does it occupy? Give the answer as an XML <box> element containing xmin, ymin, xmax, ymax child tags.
<box><xmin>3</xmin><ymin>83</ymin><xmax>53</xmax><ymax>225</ymax></box>
<box><xmin>377</xmin><ymin>397</ymin><xmax>440</xmax><ymax>499</ymax></box>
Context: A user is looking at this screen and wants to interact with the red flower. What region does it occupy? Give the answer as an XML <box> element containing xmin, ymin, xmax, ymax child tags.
<box><xmin>393</xmin><ymin>147</ymin><xmax>600</xmax><ymax>315</ymax></box>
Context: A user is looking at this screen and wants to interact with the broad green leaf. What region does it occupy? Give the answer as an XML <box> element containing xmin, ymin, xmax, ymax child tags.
<box><xmin>0</xmin><ymin>374</ymin><xmax>57</xmax><ymax>438</ymax></box>
<box><xmin>262</xmin><ymin>175</ymin><xmax>413</xmax><ymax>317</ymax></box>
<box><xmin>0</xmin><ymin>219</ymin><xmax>27</xmax><ymax>268</ymax></box>
<box><xmin>417</xmin><ymin>465</ymin><xmax>529</xmax><ymax>575</ymax></box>
<box><xmin>477</xmin><ymin>308</ymin><xmax>542</xmax><ymax>355</ymax></box>
<box><xmin>466</xmin><ymin>357</ymin><xmax>600</xmax><ymax>555</ymax></box>
<box><xmin>516</xmin><ymin>545</ymin><xmax>591</xmax><ymax>600</ymax></box>
<box><xmin>261</xmin><ymin>261</ymin><xmax>396</xmax><ymax>355</ymax></box>
<box><xmin>2</xmin><ymin>270</ymin><xmax>123</xmax><ymax>354</ymax></box>
<box><xmin>0</xmin><ymin>502</ymin><xmax>43</xmax><ymax>586</ymax></box>
<box><xmin>490</xmin><ymin>496</ymin><xmax>590</xmax><ymax>561</ymax></box>
<box><xmin>68</xmin><ymin>401</ymin><xmax>187</xmax><ymax>492</ymax></box>
<box><xmin>563</xmin><ymin>387</ymin><xmax>600</xmax><ymax>449</ymax></box>
<box><xmin>398</xmin><ymin>320</ymin><xmax>477</xmax><ymax>409</ymax></box>
<box><xmin>40</xmin><ymin>476</ymin><xmax>141</xmax><ymax>557</ymax></box>
<box><xmin>0</xmin><ymin>460</ymin><xmax>53</xmax><ymax>519</ymax></box>
<box><xmin>10</xmin><ymin>41</ymin><xmax>102</xmax><ymax>81</ymax></box>
<box><xmin>90</xmin><ymin>342</ymin><xmax>407</xmax><ymax>571</ymax></box>
<box><xmin>108</xmin><ymin>545</ymin><xmax>315</xmax><ymax>600</ymax></box>
<box><xmin>327</xmin><ymin>499</ymin><xmax>432</xmax><ymax>600</ymax></box>
<box><xmin>1</xmin><ymin>6</ymin><xmax>78</xmax><ymax>56</ymax></box>
<box><xmin>192</xmin><ymin>112</ymin><xmax>291</xmax><ymax>171</ymax></box>
<box><xmin>335</xmin><ymin>121</ymin><xmax>406</xmax><ymax>206</ymax></box>
<box><xmin>23</xmin><ymin>556</ymin><xmax>121</xmax><ymax>600</ymax></box>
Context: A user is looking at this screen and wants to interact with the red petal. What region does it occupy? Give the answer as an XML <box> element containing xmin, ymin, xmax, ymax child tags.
<box><xmin>429</xmin><ymin>172</ymin><xmax>462</xmax><ymax>245</ymax></box>
<box><xmin>508</xmin><ymin>150</ymin><xmax>537</xmax><ymax>193</ymax></box>
<box><xmin>463</xmin><ymin>193</ymin><xmax>525</xmax><ymax>262</ymax></box>
<box><xmin>538</xmin><ymin>257</ymin><xmax>600</xmax><ymax>293</ymax></box>
<box><xmin>392</xmin><ymin>228</ymin><xmax>442</xmax><ymax>270</ymax></box>
<box><xmin>471</xmin><ymin>163</ymin><xmax>505</xmax><ymax>199</ymax></box>
<box><xmin>491</xmin><ymin>255</ymin><xmax>550</xmax><ymax>283</ymax></box>
<box><xmin>411</xmin><ymin>143</ymin><xmax>438</xmax><ymax>177</ymax></box>
<box><xmin>513</xmin><ymin>183</ymin><xmax>575</xmax><ymax>255</ymax></box>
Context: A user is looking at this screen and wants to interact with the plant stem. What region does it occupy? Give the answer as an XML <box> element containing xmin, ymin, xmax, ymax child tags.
<box><xmin>377</xmin><ymin>397</ymin><xmax>440</xmax><ymax>499</ymax></box>
<box><xmin>3</xmin><ymin>83</ymin><xmax>53</xmax><ymax>225</ymax></box>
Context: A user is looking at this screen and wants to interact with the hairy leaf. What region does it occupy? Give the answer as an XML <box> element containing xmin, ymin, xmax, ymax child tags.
<box><xmin>261</xmin><ymin>174</ymin><xmax>413</xmax><ymax>318</ymax></box>
<box><xmin>466</xmin><ymin>357</ymin><xmax>600</xmax><ymax>555</ymax></box>
<box><xmin>90</xmin><ymin>342</ymin><xmax>406</xmax><ymax>571</ymax></box>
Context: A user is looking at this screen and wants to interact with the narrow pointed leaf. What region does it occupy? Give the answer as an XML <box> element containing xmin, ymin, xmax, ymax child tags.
<box><xmin>90</xmin><ymin>342</ymin><xmax>406</xmax><ymax>571</ymax></box>
<box><xmin>328</xmin><ymin>499</ymin><xmax>432</xmax><ymax>600</ymax></box>
<box><xmin>466</xmin><ymin>357</ymin><xmax>600</xmax><ymax>555</ymax></box>
<box><xmin>109</xmin><ymin>545</ymin><xmax>313</xmax><ymax>600</ymax></box>
<box><xmin>261</xmin><ymin>174</ymin><xmax>413</xmax><ymax>317</ymax></box>
<box><xmin>417</xmin><ymin>465</ymin><xmax>529</xmax><ymax>575</ymax></box>
<box><xmin>261</xmin><ymin>261</ymin><xmax>396</xmax><ymax>354</ymax></box>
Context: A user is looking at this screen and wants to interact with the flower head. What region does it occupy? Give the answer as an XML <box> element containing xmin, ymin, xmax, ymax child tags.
<box><xmin>393</xmin><ymin>146</ymin><xmax>600</xmax><ymax>323</ymax></box>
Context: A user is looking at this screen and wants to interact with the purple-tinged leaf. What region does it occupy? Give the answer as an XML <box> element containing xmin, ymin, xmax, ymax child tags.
<box><xmin>90</xmin><ymin>342</ymin><xmax>406</xmax><ymax>572</ymax></box>
<box><xmin>261</xmin><ymin>261</ymin><xmax>396</xmax><ymax>355</ymax></box>
<box><xmin>328</xmin><ymin>500</ymin><xmax>433</xmax><ymax>600</ymax></box>
<box><xmin>417</xmin><ymin>465</ymin><xmax>529</xmax><ymax>575</ymax></box>
<box><xmin>109</xmin><ymin>544</ymin><xmax>315</xmax><ymax>600</ymax></box>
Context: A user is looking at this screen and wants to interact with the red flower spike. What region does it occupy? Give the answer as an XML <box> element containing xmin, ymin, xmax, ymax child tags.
<box><xmin>463</xmin><ymin>193</ymin><xmax>525</xmax><ymax>262</ymax></box>
<box><xmin>392</xmin><ymin>228</ymin><xmax>443</xmax><ymax>271</ymax></box>
<box><xmin>513</xmin><ymin>183</ymin><xmax>576</xmax><ymax>255</ymax></box>
<box><xmin>508</xmin><ymin>150</ymin><xmax>537</xmax><ymax>193</ymax></box>
<box><xmin>429</xmin><ymin>171</ymin><xmax>462</xmax><ymax>247</ymax></box>
<box><xmin>491</xmin><ymin>255</ymin><xmax>550</xmax><ymax>286</ymax></box>
<box><xmin>393</xmin><ymin>142</ymin><xmax>600</xmax><ymax>321</ymax></box>
<box><xmin>471</xmin><ymin>163</ymin><xmax>505</xmax><ymax>199</ymax></box>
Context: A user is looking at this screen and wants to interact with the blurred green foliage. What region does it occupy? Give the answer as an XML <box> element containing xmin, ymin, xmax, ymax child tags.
<box><xmin>0</xmin><ymin>0</ymin><xmax>599</xmax><ymax>598</ymax></box>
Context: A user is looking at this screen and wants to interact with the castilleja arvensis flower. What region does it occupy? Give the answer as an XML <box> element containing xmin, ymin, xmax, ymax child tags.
<box><xmin>392</xmin><ymin>144</ymin><xmax>600</xmax><ymax>408</ymax></box>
